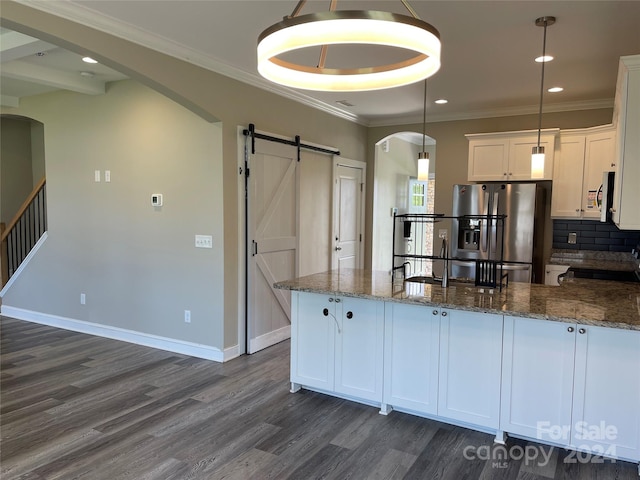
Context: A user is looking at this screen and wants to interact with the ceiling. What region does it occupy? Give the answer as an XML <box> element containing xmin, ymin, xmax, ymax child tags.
<box><xmin>1</xmin><ymin>1</ymin><xmax>639</xmax><ymax>127</ymax></box>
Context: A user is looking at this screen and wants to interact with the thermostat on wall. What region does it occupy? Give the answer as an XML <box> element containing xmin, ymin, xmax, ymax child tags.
<box><xmin>151</xmin><ymin>194</ymin><xmax>163</xmax><ymax>207</ymax></box>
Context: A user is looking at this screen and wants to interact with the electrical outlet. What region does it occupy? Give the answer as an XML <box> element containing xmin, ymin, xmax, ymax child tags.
<box><xmin>195</xmin><ymin>235</ymin><xmax>213</xmax><ymax>248</ymax></box>
<box><xmin>391</xmin><ymin>207</ymin><xmax>398</xmax><ymax>217</ymax></box>
<box><xmin>184</xmin><ymin>310</ymin><xmax>191</xmax><ymax>323</ymax></box>
<box><xmin>568</xmin><ymin>232</ymin><xmax>577</xmax><ymax>244</ymax></box>
<box><xmin>439</xmin><ymin>229</ymin><xmax>448</xmax><ymax>239</ymax></box>
<box><xmin>80</xmin><ymin>293</ymin><xmax>86</xmax><ymax>305</ymax></box>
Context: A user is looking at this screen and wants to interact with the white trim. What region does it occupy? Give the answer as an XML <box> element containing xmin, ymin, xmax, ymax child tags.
<box><xmin>248</xmin><ymin>325</ymin><xmax>291</xmax><ymax>353</ymax></box>
<box><xmin>0</xmin><ymin>305</ymin><xmax>239</xmax><ymax>363</ymax></box>
<box><xmin>0</xmin><ymin>232</ymin><xmax>48</xmax><ymax>298</ymax></box>
<box><xmin>237</xmin><ymin>126</ymin><xmax>247</xmax><ymax>356</ymax></box>
<box><xmin>332</xmin><ymin>158</ymin><xmax>367</xmax><ymax>270</ymax></box>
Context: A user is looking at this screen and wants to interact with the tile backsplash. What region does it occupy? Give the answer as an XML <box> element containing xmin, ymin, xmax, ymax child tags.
<box><xmin>553</xmin><ymin>220</ymin><xmax>640</xmax><ymax>252</ymax></box>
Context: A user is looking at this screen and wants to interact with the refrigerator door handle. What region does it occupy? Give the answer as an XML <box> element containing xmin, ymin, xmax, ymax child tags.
<box><xmin>490</xmin><ymin>191</ymin><xmax>499</xmax><ymax>257</ymax></box>
<box><xmin>481</xmin><ymin>192</ymin><xmax>490</xmax><ymax>253</ymax></box>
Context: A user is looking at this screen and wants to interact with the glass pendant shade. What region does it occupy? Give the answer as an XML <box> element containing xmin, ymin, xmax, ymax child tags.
<box><xmin>418</xmin><ymin>152</ymin><xmax>430</xmax><ymax>181</ymax></box>
<box><xmin>531</xmin><ymin>146</ymin><xmax>545</xmax><ymax>179</ymax></box>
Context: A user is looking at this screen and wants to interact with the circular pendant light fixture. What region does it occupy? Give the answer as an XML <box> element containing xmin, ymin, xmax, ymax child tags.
<box><xmin>257</xmin><ymin>1</ymin><xmax>441</xmax><ymax>92</ymax></box>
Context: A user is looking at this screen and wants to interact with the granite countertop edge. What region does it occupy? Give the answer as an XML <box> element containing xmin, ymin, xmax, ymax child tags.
<box><xmin>275</xmin><ymin>271</ymin><xmax>640</xmax><ymax>332</ymax></box>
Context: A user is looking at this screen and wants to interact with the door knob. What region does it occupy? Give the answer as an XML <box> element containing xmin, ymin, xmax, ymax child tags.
<box><xmin>568</xmin><ymin>326</ymin><xmax>575</xmax><ymax>333</ymax></box>
<box><xmin>335</xmin><ymin>246</ymin><xmax>342</xmax><ymax>251</ymax></box>
<box><xmin>579</xmin><ymin>328</ymin><xmax>586</xmax><ymax>334</ymax></box>
<box><xmin>432</xmin><ymin>310</ymin><xmax>439</xmax><ymax>315</ymax></box>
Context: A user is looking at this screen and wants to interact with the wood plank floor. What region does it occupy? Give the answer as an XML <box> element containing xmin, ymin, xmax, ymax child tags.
<box><xmin>1</xmin><ymin>316</ymin><xmax>638</xmax><ymax>479</ymax></box>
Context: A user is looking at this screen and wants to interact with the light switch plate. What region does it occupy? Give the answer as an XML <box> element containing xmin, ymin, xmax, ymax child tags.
<box><xmin>195</xmin><ymin>235</ymin><xmax>213</xmax><ymax>248</ymax></box>
<box><xmin>94</xmin><ymin>170</ymin><xmax>100</xmax><ymax>182</ymax></box>
<box><xmin>105</xmin><ymin>170</ymin><xmax>111</xmax><ymax>182</ymax></box>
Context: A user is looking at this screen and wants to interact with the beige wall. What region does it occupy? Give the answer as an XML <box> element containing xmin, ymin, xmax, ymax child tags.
<box><xmin>0</xmin><ymin>116</ymin><xmax>34</xmax><ymax>224</ymax></box>
<box><xmin>2</xmin><ymin>81</ymin><xmax>226</xmax><ymax>347</ymax></box>
<box><xmin>1</xmin><ymin>1</ymin><xmax>367</xmax><ymax>350</ymax></box>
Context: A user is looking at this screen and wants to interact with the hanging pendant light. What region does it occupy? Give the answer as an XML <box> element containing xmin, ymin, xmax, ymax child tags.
<box><xmin>417</xmin><ymin>79</ymin><xmax>429</xmax><ymax>181</ymax></box>
<box><xmin>257</xmin><ymin>0</ymin><xmax>441</xmax><ymax>92</ymax></box>
<box><xmin>531</xmin><ymin>16</ymin><xmax>555</xmax><ymax>179</ymax></box>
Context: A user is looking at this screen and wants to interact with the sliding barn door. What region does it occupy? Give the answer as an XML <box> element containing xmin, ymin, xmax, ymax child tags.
<box><xmin>247</xmin><ymin>138</ymin><xmax>298</xmax><ymax>353</ymax></box>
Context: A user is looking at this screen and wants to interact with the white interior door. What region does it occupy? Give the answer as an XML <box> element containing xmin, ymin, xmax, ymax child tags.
<box><xmin>332</xmin><ymin>159</ymin><xmax>365</xmax><ymax>270</ymax></box>
<box><xmin>247</xmin><ymin>138</ymin><xmax>298</xmax><ymax>353</ymax></box>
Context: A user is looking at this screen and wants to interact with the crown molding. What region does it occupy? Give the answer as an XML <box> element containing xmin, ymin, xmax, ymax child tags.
<box><xmin>13</xmin><ymin>0</ymin><xmax>366</xmax><ymax>125</ymax></box>
<box><xmin>367</xmin><ymin>98</ymin><xmax>614</xmax><ymax>127</ymax></box>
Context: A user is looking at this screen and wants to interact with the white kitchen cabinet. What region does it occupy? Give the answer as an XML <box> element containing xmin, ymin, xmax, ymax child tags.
<box><xmin>290</xmin><ymin>291</ymin><xmax>335</xmax><ymax>392</ymax></box>
<box><xmin>466</xmin><ymin>129</ymin><xmax>558</xmax><ymax>182</ymax></box>
<box><xmin>382</xmin><ymin>302</ymin><xmax>440</xmax><ymax>415</ymax></box>
<box><xmin>612</xmin><ymin>55</ymin><xmax>640</xmax><ymax>230</ymax></box>
<box><xmin>438</xmin><ymin>308</ymin><xmax>503</xmax><ymax>429</ymax></box>
<box><xmin>544</xmin><ymin>264</ymin><xmax>570</xmax><ymax>285</ymax></box>
<box><xmin>500</xmin><ymin>316</ymin><xmax>576</xmax><ymax>444</ymax></box>
<box><xmin>290</xmin><ymin>291</ymin><xmax>384</xmax><ymax>403</ymax></box>
<box><xmin>501</xmin><ymin>316</ymin><xmax>640</xmax><ymax>462</ymax></box>
<box><xmin>334</xmin><ymin>295</ymin><xmax>385</xmax><ymax>402</ymax></box>
<box><xmin>551</xmin><ymin>126</ymin><xmax>616</xmax><ymax>219</ymax></box>
<box><xmin>571</xmin><ymin>325</ymin><xmax>640</xmax><ymax>461</ymax></box>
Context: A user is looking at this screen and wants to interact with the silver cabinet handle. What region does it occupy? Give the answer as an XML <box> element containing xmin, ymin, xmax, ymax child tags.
<box><xmin>432</xmin><ymin>310</ymin><xmax>439</xmax><ymax>315</ymax></box>
<box><xmin>328</xmin><ymin>297</ymin><xmax>334</xmax><ymax>302</ymax></box>
<box><xmin>568</xmin><ymin>326</ymin><xmax>575</xmax><ymax>333</ymax></box>
<box><xmin>442</xmin><ymin>311</ymin><xmax>447</xmax><ymax>317</ymax></box>
<box><xmin>579</xmin><ymin>328</ymin><xmax>586</xmax><ymax>334</ymax></box>
<box><xmin>334</xmin><ymin>298</ymin><xmax>341</xmax><ymax>303</ymax></box>
<box><xmin>346</xmin><ymin>311</ymin><xmax>353</xmax><ymax>319</ymax></box>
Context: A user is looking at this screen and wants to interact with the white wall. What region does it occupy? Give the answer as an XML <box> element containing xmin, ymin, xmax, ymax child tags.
<box><xmin>1</xmin><ymin>80</ymin><xmax>225</xmax><ymax>352</ymax></box>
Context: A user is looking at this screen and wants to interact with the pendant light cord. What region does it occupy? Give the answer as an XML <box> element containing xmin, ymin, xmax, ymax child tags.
<box><xmin>422</xmin><ymin>79</ymin><xmax>427</xmax><ymax>153</ymax></box>
<box><xmin>537</xmin><ymin>20</ymin><xmax>548</xmax><ymax>148</ymax></box>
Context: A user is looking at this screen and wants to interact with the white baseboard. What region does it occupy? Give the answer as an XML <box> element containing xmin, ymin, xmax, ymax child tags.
<box><xmin>249</xmin><ymin>325</ymin><xmax>291</xmax><ymax>354</ymax></box>
<box><xmin>0</xmin><ymin>306</ymin><xmax>241</xmax><ymax>363</ymax></box>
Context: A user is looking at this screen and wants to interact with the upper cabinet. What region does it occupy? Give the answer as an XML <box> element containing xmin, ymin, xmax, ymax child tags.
<box><xmin>611</xmin><ymin>55</ymin><xmax>640</xmax><ymax>230</ymax></box>
<box><xmin>551</xmin><ymin>125</ymin><xmax>616</xmax><ymax>219</ymax></box>
<box><xmin>466</xmin><ymin>129</ymin><xmax>559</xmax><ymax>182</ymax></box>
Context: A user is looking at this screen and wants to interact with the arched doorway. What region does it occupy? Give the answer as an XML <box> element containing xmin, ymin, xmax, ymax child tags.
<box><xmin>371</xmin><ymin>132</ymin><xmax>436</xmax><ymax>276</ymax></box>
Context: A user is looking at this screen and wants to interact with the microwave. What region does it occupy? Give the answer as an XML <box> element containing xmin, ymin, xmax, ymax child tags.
<box><xmin>599</xmin><ymin>171</ymin><xmax>615</xmax><ymax>223</ymax></box>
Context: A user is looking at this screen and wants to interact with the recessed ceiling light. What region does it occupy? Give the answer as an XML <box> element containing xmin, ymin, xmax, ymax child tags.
<box><xmin>435</xmin><ymin>99</ymin><xmax>448</xmax><ymax>104</ymax></box>
<box><xmin>548</xmin><ymin>87</ymin><xmax>563</xmax><ymax>93</ymax></box>
<box><xmin>82</xmin><ymin>56</ymin><xmax>98</xmax><ymax>64</ymax></box>
<box><xmin>535</xmin><ymin>55</ymin><xmax>553</xmax><ymax>63</ymax></box>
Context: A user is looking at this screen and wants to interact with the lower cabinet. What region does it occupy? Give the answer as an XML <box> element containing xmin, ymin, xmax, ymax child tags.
<box><xmin>383</xmin><ymin>305</ymin><xmax>503</xmax><ymax>429</ymax></box>
<box><xmin>291</xmin><ymin>291</ymin><xmax>640</xmax><ymax>462</ymax></box>
<box><xmin>383</xmin><ymin>302</ymin><xmax>439</xmax><ymax>415</ymax></box>
<box><xmin>290</xmin><ymin>291</ymin><xmax>384</xmax><ymax>403</ymax></box>
<box><xmin>501</xmin><ymin>316</ymin><xmax>640</xmax><ymax>461</ymax></box>
<box><xmin>438</xmin><ymin>309</ymin><xmax>503</xmax><ymax>429</ymax></box>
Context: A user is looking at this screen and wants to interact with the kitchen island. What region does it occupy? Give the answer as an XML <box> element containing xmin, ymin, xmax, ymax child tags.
<box><xmin>275</xmin><ymin>270</ymin><xmax>640</xmax><ymax>466</ymax></box>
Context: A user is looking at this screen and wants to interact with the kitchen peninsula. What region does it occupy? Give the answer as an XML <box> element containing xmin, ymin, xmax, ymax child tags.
<box><xmin>275</xmin><ymin>270</ymin><xmax>640</xmax><ymax>466</ymax></box>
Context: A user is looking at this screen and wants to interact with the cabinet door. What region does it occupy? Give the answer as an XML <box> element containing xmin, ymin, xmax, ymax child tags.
<box><xmin>582</xmin><ymin>131</ymin><xmax>615</xmax><ymax>219</ymax></box>
<box><xmin>572</xmin><ymin>325</ymin><xmax>640</xmax><ymax>461</ymax></box>
<box><xmin>290</xmin><ymin>292</ymin><xmax>335</xmax><ymax>391</ymax></box>
<box><xmin>383</xmin><ymin>303</ymin><xmax>440</xmax><ymax>415</ymax></box>
<box><xmin>467</xmin><ymin>139</ymin><xmax>509</xmax><ymax>181</ymax></box>
<box><xmin>508</xmin><ymin>135</ymin><xmax>555</xmax><ymax>180</ymax></box>
<box><xmin>438</xmin><ymin>309</ymin><xmax>503</xmax><ymax>428</ymax></box>
<box><xmin>500</xmin><ymin>316</ymin><xmax>576</xmax><ymax>444</ymax></box>
<box><xmin>334</xmin><ymin>297</ymin><xmax>384</xmax><ymax>402</ymax></box>
<box><xmin>551</xmin><ymin>135</ymin><xmax>585</xmax><ymax>218</ymax></box>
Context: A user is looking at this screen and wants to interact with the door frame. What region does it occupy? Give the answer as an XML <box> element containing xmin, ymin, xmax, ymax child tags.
<box><xmin>332</xmin><ymin>157</ymin><xmax>366</xmax><ymax>270</ymax></box>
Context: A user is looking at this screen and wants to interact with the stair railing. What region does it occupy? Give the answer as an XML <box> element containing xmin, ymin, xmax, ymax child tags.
<box><xmin>1</xmin><ymin>177</ymin><xmax>47</xmax><ymax>287</ymax></box>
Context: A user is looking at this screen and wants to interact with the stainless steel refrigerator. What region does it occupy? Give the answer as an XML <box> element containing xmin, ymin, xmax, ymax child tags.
<box><xmin>451</xmin><ymin>183</ymin><xmax>546</xmax><ymax>283</ymax></box>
